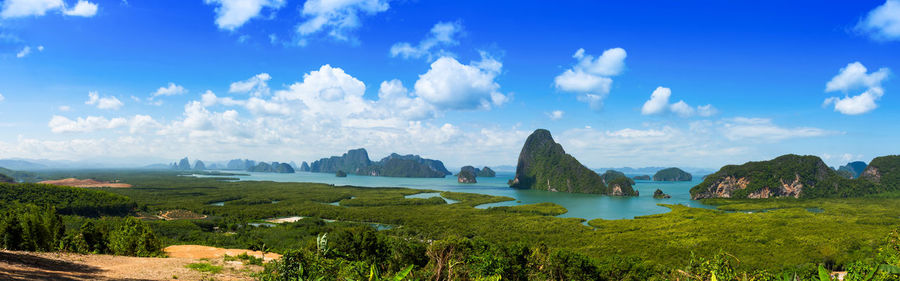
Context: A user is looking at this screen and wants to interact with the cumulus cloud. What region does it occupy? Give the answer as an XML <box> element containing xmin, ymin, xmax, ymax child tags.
<box><xmin>856</xmin><ymin>0</ymin><xmax>900</xmax><ymax>41</ymax></box>
<box><xmin>376</xmin><ymin>79</ymin><xmax>435</xmax><ymax>120</ymax></box>
<box><xmin>413</xmin><ymin>54</ymin><xmax>508</xmax><ymax>110</ymax></box>
<box><xmin>547</xmin><ymin>110</ymin><xmax>564</xmax><ymax>120</ymax></box>
<box><xmin>641</xmin><ymin>87</ymin><xmax>716</xmax><ymax>117</ymax></box>
<box><xmin>204</xmin><ymin>0</ymin><xmax>285</xmax><ymax>30</ymax></box>
<box><xmin>554</xmin><ymin>48</ymin><xmax>626</xmax><ymax>110</ymax></box>
<box><xmin>296</xmin><ymin>0</ymin><xmax>390</xmax><ymax>43</ymax></box>
<box><xmin>63</xmin><ymin>0</ymin><xmax>97</xmax><ymax>17</ymax></box>
<box><xmin>390</xmin><ymin>21</ymin><xmax>462</xmax><ymax>60</ymax></box>
<box><xmin>1</xmin><ymin>0</ymin><xmax>98</xmax><ymax>18</ymax></box>
<box><xmin>823</xmin><ymin>62</ymin><xmax>890</xmax><ymax>115</ymax></box>
<box><xmin>152</xmin><ymin>83</ymin><xmax>187</xmax><ymax>97</ymax></box>
<box><xmin>229</xmin><ymin>73</ymin><xmax>271</xmax><ymax>97</ymax></box>
<box><xmin>58</xmin><ymin>105</ymin><xmax>70</xmax><ymax>111</ymax></box>
<box><xmin>0</xmin><ymin>93</ymin><xmax>5</xmax><ymax>102</ymax></box>
<box><xmin>85</xmin><ymin>91</ymin><xmax>123</xmax><ymax>110</ymax></box>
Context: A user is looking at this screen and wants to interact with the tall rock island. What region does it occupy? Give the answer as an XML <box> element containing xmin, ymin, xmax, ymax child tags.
<box><xmin>508</xmin><ymin>129</ymin><xmax>636</xmax><ymax>196</ymax></box>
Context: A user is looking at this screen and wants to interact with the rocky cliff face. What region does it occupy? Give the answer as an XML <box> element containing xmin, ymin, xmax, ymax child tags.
<box><xmin>509</xmin><ymin>129</ymin><xmax>636</xmax><ymax>196</ymax></box>
<box><xmin>458</xmin><ymin>167</ymin><xmax>477</xmax><ymax>183</ymax></box>
<box><xmin>310</xmin><ymin>148</ymin><xmax>373</xmax><ymax>174</ymax></box>
<box><xmin>300</xmin><ymin>161</ymin><xmax>311</xmax><ymax>172</ymax></box>
<box><xmin>861</xmin><ymin>155</ymin><xmax>900</xmax><ymax>188</ymax></box>
<box><xmin>248</xmin><ymin>162</ymin><xmax>295</xmax><ymax>173</ymax></box>
<box><xmin>691</xmin><ymin>154</ymin><xmax>845</xmax><ymax>199</ymax></box>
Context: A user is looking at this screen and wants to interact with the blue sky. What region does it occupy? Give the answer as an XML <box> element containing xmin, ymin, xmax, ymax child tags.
<box><xmin>0</xmin><ymin>0</ymin><xmax>898</xmax><ymax>169</ymax></box>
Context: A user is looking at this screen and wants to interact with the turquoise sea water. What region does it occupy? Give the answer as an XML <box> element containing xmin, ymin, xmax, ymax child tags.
<box><xmin>196</xmin><ymin>171</ymin><xmax>713</xmax><ymax>221</ymax></box>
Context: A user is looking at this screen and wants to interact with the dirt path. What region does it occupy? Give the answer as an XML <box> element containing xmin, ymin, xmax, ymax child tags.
<box><xmin>0</xmin><ymin>250</ymin><xmax>259</xmax><ymax>281</ymax></box>
<box><xmin>165</xmin><ymin>245</ymin><xmax>282</xmax><ymax>262</ymax></box>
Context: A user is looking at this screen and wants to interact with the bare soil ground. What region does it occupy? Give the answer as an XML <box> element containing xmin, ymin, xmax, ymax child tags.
<box><xmin>157</xmin><ymin>210</ymin><xmax>207</xmax><ymax>220</ymax></box>
<box><xmin>0</xmin><ymin>250</ymin><xmax>260</xmax><ymax>281</ymax></box>
<box><xmin>164</xmin><ymin>245</ymin><xmax>282</xmax><ymax>262</ymax></box>
<box><xmin>39</xmin><ymin>178</ymin><xmax>132</xmax><ymax>188</ymax></box>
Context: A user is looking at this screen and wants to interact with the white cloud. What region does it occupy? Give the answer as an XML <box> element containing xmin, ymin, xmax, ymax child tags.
<box><xmin>390</xmin><ymin>21</ymin><xmax>462</xmax><ymax>60</ymax></box>
<box><xmin>413</xmin><ymin>55</ymin><xmax>507</xmax><ymax>110</ymax></box>
<box><xmin>63</xmin><ymin>0</ymin><xmax>96</xmax><ymax>17</ymax></box>
<box><xmin>296</xmin><ymin>0</ymin><xmax>389</xmax><ymax>43</ymax></box>
<box><xmin>554</xmin><ymin>48</ymin><xmax>626</xmax><ymax>110</ymax></box>
<box><xmin>547</xmin><ymin>110</ymin><xmax>564</xmax><ymax>120</ymax></box>
<box><xmin>1</xmin><ymin>0</ymin><xmax>63</xmax><ymax>18</ymax></box>
<box><xmin>58</xmin><ymin>105</ymin><xmax>70</xmax><ymax>111</ymax></box>
<box><xmin>152</xmin><ymin>82</ymin><xmax>187</xmax><ymax>97</ymax></box>
<box><xmin>128</xmin><ymin>114</ymin><xmax>161</xmax><ymax>134</ymax></box>
<box><xmin>376</xmin><ymin>79</ymin><xmax>435</xmax><ymax>120</ymax></box>
<box><xmin>720</xmin><ymin>117</ymin><xmax>837</xmax><ymax>142</ymax></box>
<box><xmin>49</xmin><ymin>115</ymin><xmax>127</xmax><ymax>133</ymax></box>
<box><xmin>641</xmin><ymin>87</ymin><xmax>671</xmax><ymax>115</ymax></box>
<box><xmin>0</xmin><ymin>93</ymin><xmax>4</xmax><ymax>102</ymax></box>
<box><xmin>16</xmin><ymin>46</ymin><xmax>31</xmax><ymax>58</ymax></box>
<box><xmin>37</xmin><ymin>45</ymin><xmax>44</xmax><ymax>51</ymax></box>
<box><xmin>856</xmin><ymin>0</ymin><xmax>900</xmax><ymax>41</ymax></box>
<box><xmin>1</xmin><ymin>0</ymin><xmax>98</xmax><ymax>18</ymax></box>
<box><xmin>204</xmin><ymin>0</ymin><xmax>285</xmax><ymax>30</ymax></box>
<box><xmin>823</xmin><ymin>62</ymin><xmax>890</xmax><ymax>115</ymax></box>
<box><xmin>696</xmin><ymin>104</ymin><xmax>718</xmax><ymax>117</ymax></box>
<box><xmin>641</xmin><ymin>86</ymin><xmax>716</xmax><ymax>117</ymax></box>
<box><xmin>85</xmin><ymin>91</ymin><xmax>123</xmax><ymax>110</ymax></box>
<box><xmin>229</xmin><ymin>73</ymin><xmax>271</xmax><ymax>97</ymax></box>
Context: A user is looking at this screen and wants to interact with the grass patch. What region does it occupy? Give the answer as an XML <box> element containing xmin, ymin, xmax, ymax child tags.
<box><xmin>186</xmin><ymin>262</ymin><xmax>223</xmax><ymax>274</ymax></box>
<box><xmin>488</xmin><ymin>202</ymin><xmax>568</xmax><ymax>216</ymax></box>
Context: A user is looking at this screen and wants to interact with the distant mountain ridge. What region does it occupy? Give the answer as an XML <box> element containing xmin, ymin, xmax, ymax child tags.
<box><xmin>309</xmin><ymin>148</ymin><xmax>451</xmax><ymax>178</ymax></box>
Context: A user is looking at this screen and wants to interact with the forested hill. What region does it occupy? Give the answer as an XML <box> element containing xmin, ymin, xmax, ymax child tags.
<box><xmin>0</xmin><ymin>182</ymin><xmax>135</xmax><ymax>216</ymax></box>
<box><xmin>509</xmin><ymin>129</ymin><xmax>636</xmax><ymax>196</ymax></box>
<box><xmin>691</xmin><ymin>154</ymin><xmax>900</xmax><ymax>199</ymax></box>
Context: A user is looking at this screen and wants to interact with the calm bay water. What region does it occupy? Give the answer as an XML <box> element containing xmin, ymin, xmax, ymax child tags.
<box><xmin>198</xmin><ymin>171</ymin><xmax>713</xmax><ymax>221</ymax></box>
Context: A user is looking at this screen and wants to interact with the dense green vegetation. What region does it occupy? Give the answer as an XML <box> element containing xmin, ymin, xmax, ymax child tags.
<box><xmin>863</xmin><ymin>155</ymin><xmax>900</xmax><ymax>190</ymax></box>
<box><xmin>0</xmin><ymin>182</ymin><xmax>135</xmax><ymax>216</ymax></box>
<box><xmin>653</xmin><ymin>167</ymin><xmax>692</xmax><ymax>181</ymax></box>
<box><xmin>488</xmin><ymin>203</ymin><xmax>568</xmax><ymax>216</ymax></box>
<box><xmin>5</xmin><ymin>169</ymin><xmax>900</xmax><ymax>280</ymax></box>
<box><xmin>692</xmin><ymin>154</ymin><xmax>894</xmax><ymax>199</ymax></box>
<box><xmin>510</xmin><ymin>129</ymin><xmax>636</xmax><ymax>196</ymax></box>
<box><xmin>0</xmin><ymin>203</ymin><xmax>161</xmax><ymax>257</ymax></box>
<box><xmin>633</xmin><ymin>175</ymin><xmax>651</xmax><ymax>180</ymax></box>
